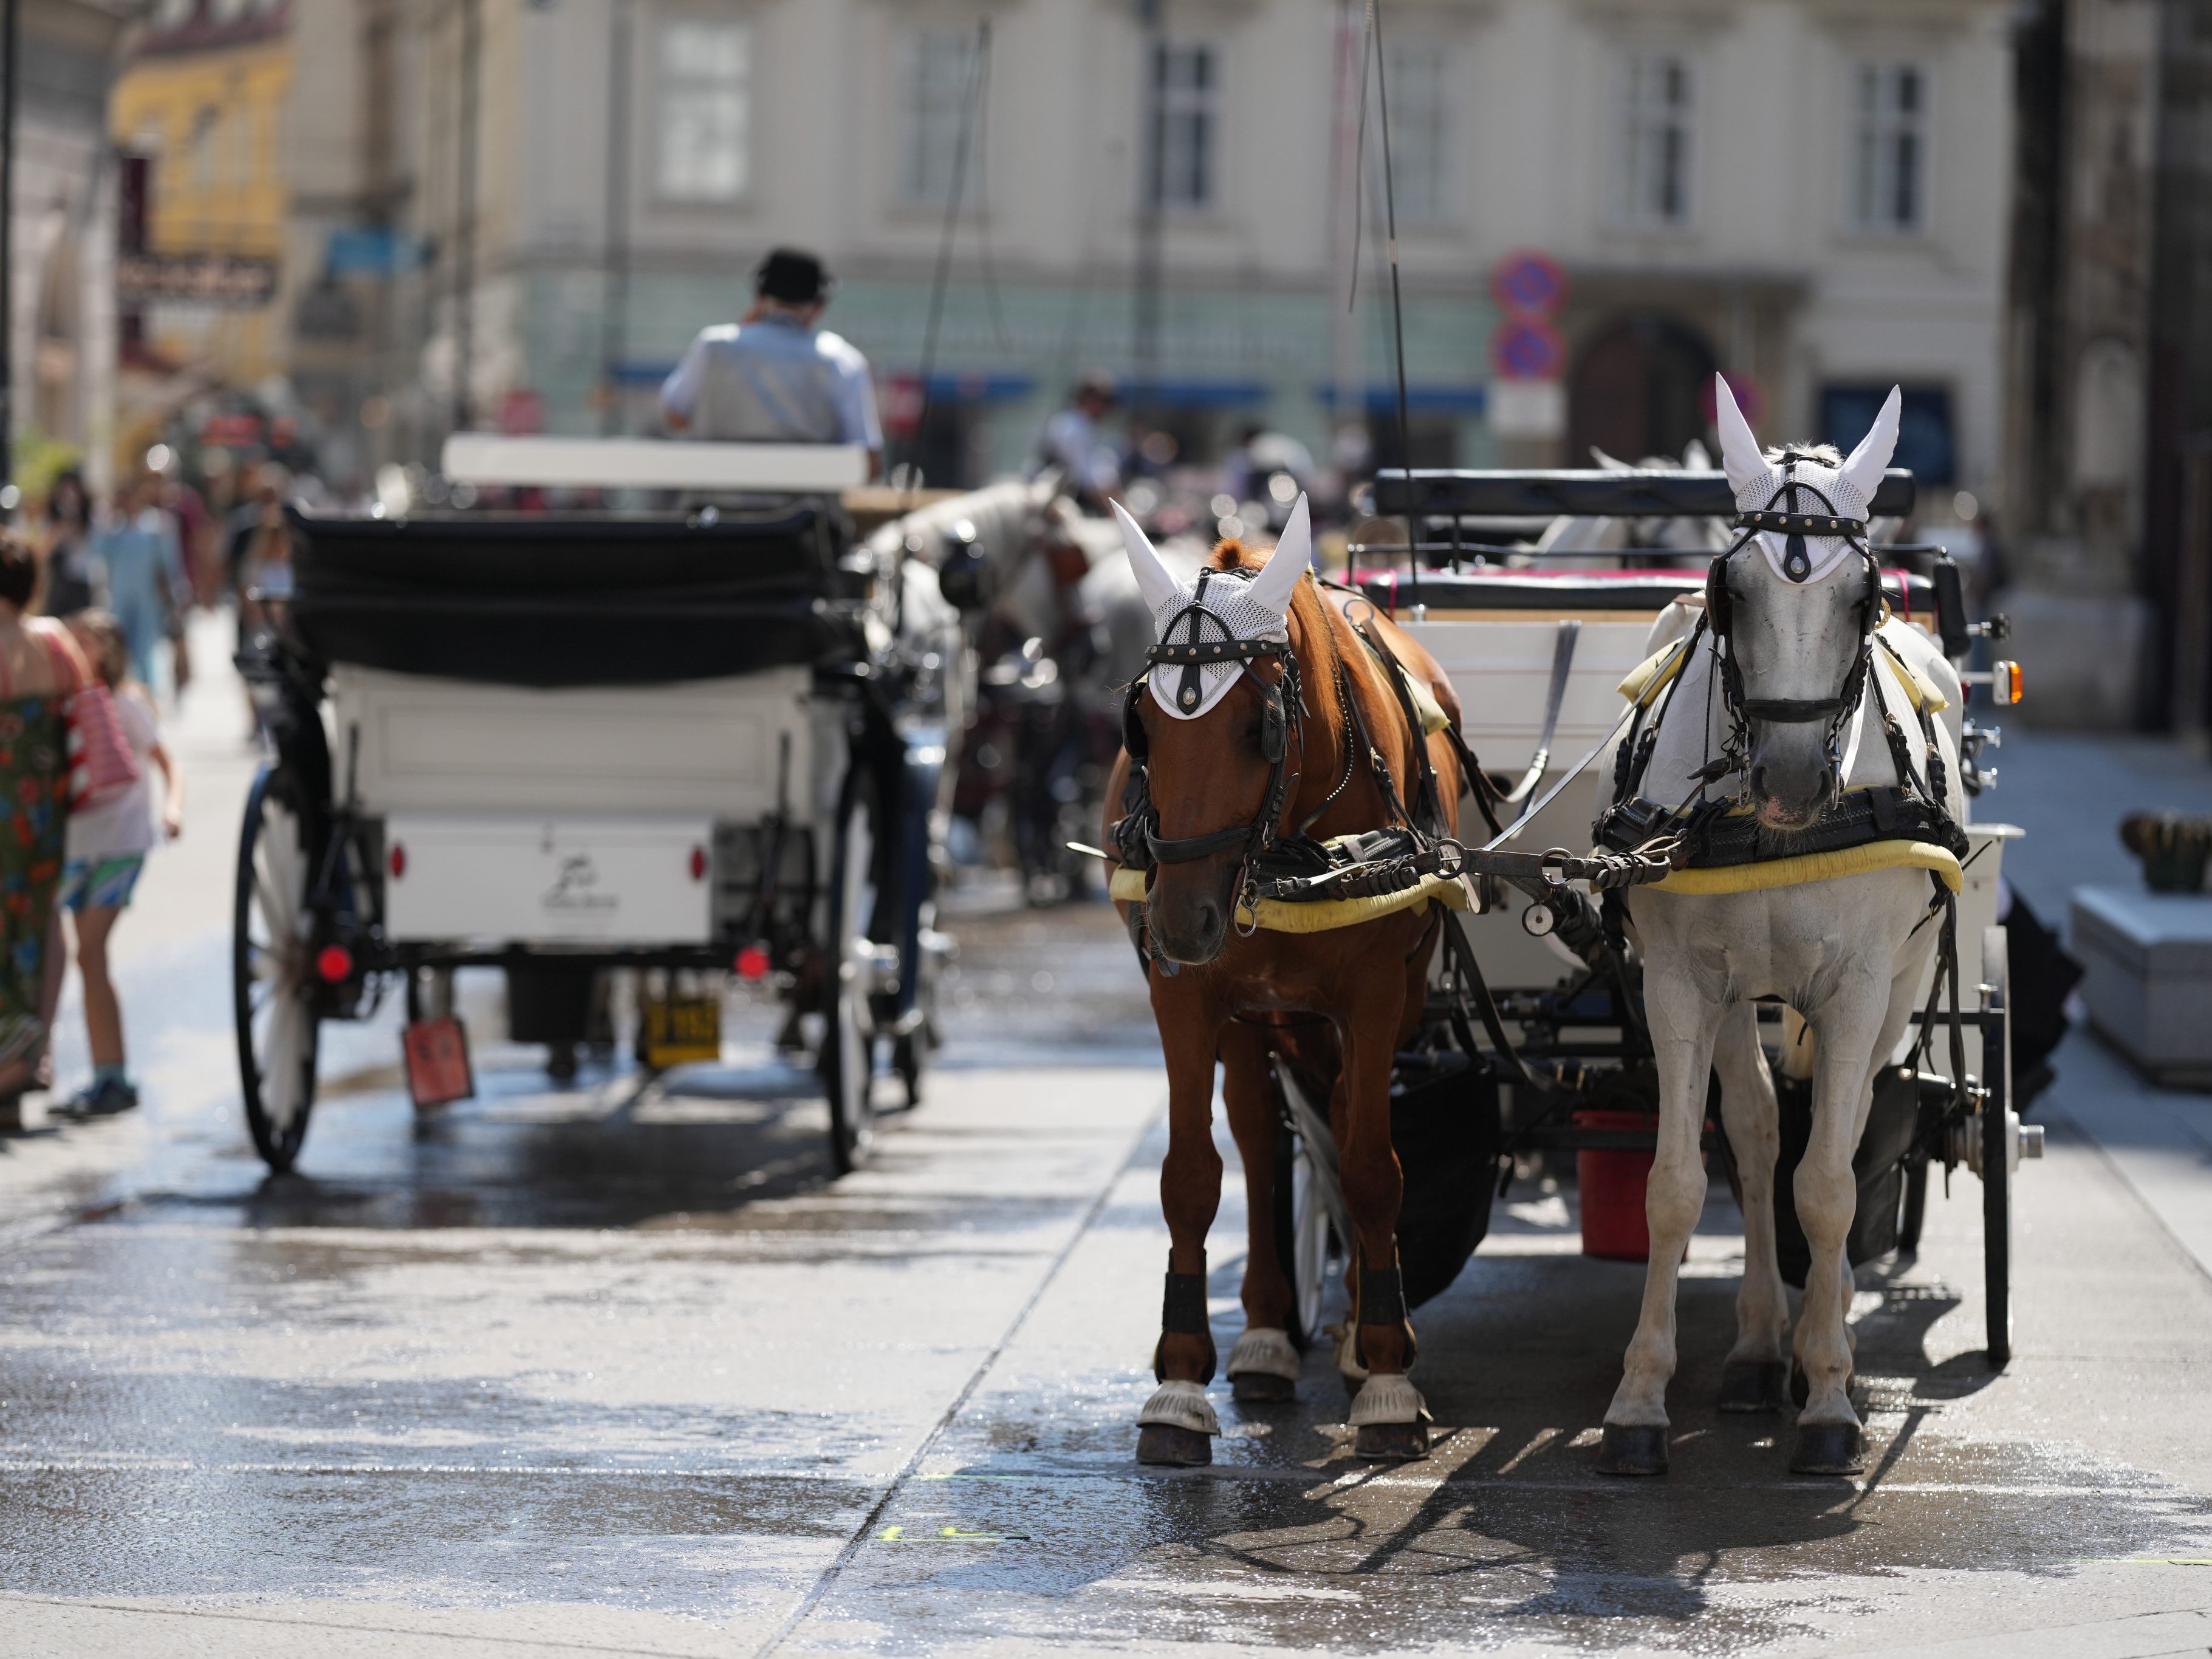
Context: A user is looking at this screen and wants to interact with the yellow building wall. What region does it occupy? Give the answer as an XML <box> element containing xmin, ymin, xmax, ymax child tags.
<box><xmin>110</xmin><ymin>36</ymin><xmax>296</xmax><ymax>388</ymax></box>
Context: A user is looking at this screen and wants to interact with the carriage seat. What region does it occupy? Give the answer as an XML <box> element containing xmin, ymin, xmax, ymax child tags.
<box><xmin>1349</xmin><ymin>567</ymin><xmax>1937</xmax><ymax>621</ymax></box>
<box><xmin>284</xmin><ymin>504</ymin><xmax>863</xmax><ymax>688</ymax></box>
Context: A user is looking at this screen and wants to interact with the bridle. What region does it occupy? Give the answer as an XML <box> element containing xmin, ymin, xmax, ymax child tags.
<box><xmin>1704</xmin><ymin>453</ymin><xmax>1884</xmax><ymax>782</ymax></box>
<box><xmin>1121</xmin><ymin>568</ymin><xmax>1309</xmax><ymax>868</ymax></box>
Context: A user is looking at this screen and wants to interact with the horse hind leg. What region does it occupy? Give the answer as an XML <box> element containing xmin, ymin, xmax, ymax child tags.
<box><xmin>1333</xmin><ymin>976</ymin><xmax>1432</xmax><ymax>1461</ymax></box>
<box><xmin>1600</xmin><ymin>969</ymin><xmax>1724</xmax><ymax>1476</ymax></box>
<box><xmin>1219</xmin><ymin>1022</ymin><xmax>1303</xmax><ymax>1403</ymax></box>
<box><xmin>1713</xmin><ymin>1001</ymin><xmax>1790</xmax><ymax>1414</ymax></box>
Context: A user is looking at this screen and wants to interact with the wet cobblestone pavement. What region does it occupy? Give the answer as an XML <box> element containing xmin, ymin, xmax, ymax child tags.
<box><xmin>2</xmin><ymin>634</ymin><xmax>2210</xmax><ymax>1655</ymax></box>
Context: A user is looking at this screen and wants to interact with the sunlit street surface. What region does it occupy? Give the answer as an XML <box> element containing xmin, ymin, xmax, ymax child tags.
<box><xmin>0</xmin><ymin>623</ymin><xmax>2202</xmax><ymax>1658</ymax></box>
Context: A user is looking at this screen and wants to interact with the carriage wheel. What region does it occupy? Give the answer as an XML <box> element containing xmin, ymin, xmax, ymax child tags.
<box><xmin>234</xmin><ymin>765</ymin><xmax>321</xmax><ymax>1172</ymax></box>
<box><xmin>821</xmin><ymin>776</ymin><xmax>886</xmax><ymax>1174</ymax></box>
<box><xmin>1272</xmin><ymin>1125</ymin><xmax>1336</xmax><ymax>1352</ymax></box>
<box><xmin>1897</xmin><ymin>1155</ymin><xmax>1930</xmax><ymax>1253</ymax></box>
<box><xmin>1981</xmin><ymin>925</ymin><xmax>2014</xmax><ymax>1369</ymax></box>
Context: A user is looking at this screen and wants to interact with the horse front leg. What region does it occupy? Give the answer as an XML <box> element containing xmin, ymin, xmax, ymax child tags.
<box><xmin>1788</xmin><ymin>975</ymin><xmax>1889</xmax><ymax>1475</ymax></box>
<box><xmin>1219</xmin><ymin>1021</ymin><xmax>1302</xmax><ymax>1402</ymax></box>
<box><xmin>1712</xmin><ymin>1000</ymin><xmax>1791</xmax><ymax>1414</ymax></box>
<box><xmin>1332</xmin><ymin>973</ymin><xmax>1429</xmax><ymax>1460</ymax></box>
<box><xmin>1600</xmin><ymin>962</ymin><xmax>1725</xmax><ymax>1476</ymax></box>
<box><xmin>1135</xmin><ymin>986</ymin><xmax>1227</xmax><ymax>1466</ymax></box>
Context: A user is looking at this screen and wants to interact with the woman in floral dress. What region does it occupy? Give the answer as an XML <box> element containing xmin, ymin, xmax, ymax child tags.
<box><xmin>0</xmin><ymin>532</ymin><xmax>88</xmax><ymax>1129</ymax></box>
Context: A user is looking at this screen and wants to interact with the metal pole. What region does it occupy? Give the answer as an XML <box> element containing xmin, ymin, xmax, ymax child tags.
<box><xmin>0</xmin><ymin>0</ymin><xmax>18</xmax><ymax>501</ymax></box>
<box><xmin>599</xmin><ymin>0</ymin><xmax>631</xmax><ymax>436</ymax></box>
<box><xmin>454</xmin><ymin>0</ymin><xmax>480</xmax><ymax>436</ymax></box>
<box><xmin>1132</xmin><ymin>0</ymin><xmax>1162</xmax><ymax>428</ymax></box>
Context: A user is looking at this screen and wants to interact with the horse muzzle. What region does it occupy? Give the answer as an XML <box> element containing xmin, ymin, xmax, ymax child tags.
<box><xmin>1146</xmin><ymin>858</ymin><xmax>1242</xmax><ymax>965</ymax></box>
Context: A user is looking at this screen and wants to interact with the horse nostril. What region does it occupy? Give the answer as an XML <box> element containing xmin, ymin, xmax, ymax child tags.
<box><xmin>1750</xmin><ymin>764</ymin><xmax>1769</xmax><ymax>798</ymax></box>
<box><xmin>1196</xmin><ymin>903</ymin><xmax>1221</xmax><ymax>939</ymax></box>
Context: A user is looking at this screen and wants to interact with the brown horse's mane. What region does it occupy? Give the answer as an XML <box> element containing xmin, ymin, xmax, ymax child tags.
<box><xmin>1198</xmin><ymin>536</ymin><xmax>1430</xmax><ymax>838</ymax></box>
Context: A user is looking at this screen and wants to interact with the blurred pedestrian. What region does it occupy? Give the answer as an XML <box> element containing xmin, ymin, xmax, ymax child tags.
<box><xmin>50</xmin><ymin>611</ymin><xmax>179</xmax><ymax>1121</ymax></box>
<box><xmin>660</xmin><ymin>247</ymin><xmax>884</xmax><ymax>479</ymax></box>
<box><xmin>1031</xmin><ymin>372</ymin><xmax>1121</xmax><ymax>507</ymax></box>
<box><xmin>35</xmin><ymin>469</ymin><xmax>98</xmax><ymax>619</ymax></box>
<box><xmin>0</xmin><ymin>533</ymin><xmax>90</xmax><ymax>1130</ymax></box>
<box><xmin>89</xmin><ymin>474</ymin><xmax>187</xmax><ymax>689</ymax></box>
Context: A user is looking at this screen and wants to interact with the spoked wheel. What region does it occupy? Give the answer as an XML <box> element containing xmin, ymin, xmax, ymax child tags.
<box><xmin>821</xmin><ymin>775</ymin><xmax>888</xmax><ymax>1174</ymax></box>
<box><xmin>235</xmin><ymin>765</ymin><xmax>322</xmax><ymax>1172</ymax></box>
<box><xmin>1981</xmin><ymin>924</ymin><xmax>2013</xmax><ymax>1369</ymax></box>
<box><xmin>1272</xmin><ymin>1064</ymin><xmax>1346</xmax><ymax>1352</ymax></box>
<box><xmin>1272</xmin><ymin>1126</ymin><xmax>1334</xmax><ymax>1351</ymax></box>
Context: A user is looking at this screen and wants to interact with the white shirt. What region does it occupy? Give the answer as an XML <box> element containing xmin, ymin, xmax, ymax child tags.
<box><xmin>659</xmin><ymin>317</ymin><xmax>882</xmax><ymax>448</ymax></box>
<box><xmin>66</xmin><ymin>687</ymin><xmax>161</xmax><ymax>860</ymax></box>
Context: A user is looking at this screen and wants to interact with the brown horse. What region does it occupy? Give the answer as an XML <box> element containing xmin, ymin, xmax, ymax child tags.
<box><xmin>1104</xmin><ymin>501</ymin><xmax>1465</xmax><ymax>1464</ymax></box>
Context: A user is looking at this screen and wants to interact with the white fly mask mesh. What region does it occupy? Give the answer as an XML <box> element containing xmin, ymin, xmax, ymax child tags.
<box><xmin>1713</xmin><ymin>372</ymin><xmax>1902</xmax><ymax>589</ymax></box>
<box><xmin>1733</xmin><ymin>460</ymin><xmax>1871</xmax><ymax>587</ymax></box>
<box><xmin>1112</xmin><ymin>494</ymin><xmax>1313</xmax><ymax>720</ymax></box>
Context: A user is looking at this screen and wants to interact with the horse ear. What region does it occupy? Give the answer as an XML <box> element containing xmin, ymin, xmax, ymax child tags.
<box><xmin>1713</xmin><ymin>372</ymin><xmax>1764</xmax><ymax>497</ymax></box>
<box><xmin>1247</xmin><ymin>493</ymin><xmax>1310</xmax><ymax>617</ymax></box>
<box><xmin>1589</xmin><ymin>446</ymin><xmax>1634</xmax><ymax>472</ymax></box>
<box><xmin>1680</xmin><ymin>437</ymin><xmax>1711</xmax><ymax>471</ymax></box>
<box><xmin>1111</xmin><ymin>498</ymin><xmax>1181</xmax><ymax>614</ymax></box>
<box><xmin>1840</xmin><ymin>385</ymin><xmax>1903</xmax><ymax>505</ymax></box>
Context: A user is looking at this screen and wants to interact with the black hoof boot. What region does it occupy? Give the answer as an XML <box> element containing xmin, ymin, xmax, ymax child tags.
<box><xmin>1136</xmin><ymin>1425</ymin><xmax>1213</xmax><ymax>1467</ymax></box>
<box><xmin>1790</xmin><ymin>1420</ymin><xmax>1864</xmax><ymax>1475</ymax></box>
<box><xmin>1597</xmin><ymin>1423</ymin><xmax>1669</xmax><ymax>1476</ymax></box>
<box><xmin>1719</xmin><ymin>1360</ymin><xmax>1790</xmax><ymax>1414</ymax></box>
<box><xmin>1231</xmin><ymin>1372</ymin><xmax>1296</xmax><ymax>1403</ymax></box>
<box><xmin>1354</xmin><ymin>1421</ymin><xmax>1430</xmax><ymax>1461</ymax></box>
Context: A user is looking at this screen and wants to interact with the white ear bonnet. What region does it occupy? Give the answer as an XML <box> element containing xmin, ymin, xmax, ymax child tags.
<box><xmin>1112</xmin><ymin>495</ymin><xmax>1313</xmax><ymax>720</ymax></box>
<box><xmin>1712</xmin><ymin>375</ymin><xmax>1900</xmax><ymax>587</ymax></box>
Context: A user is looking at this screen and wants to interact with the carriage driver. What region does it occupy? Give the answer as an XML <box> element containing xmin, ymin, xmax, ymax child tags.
<box><xmin>659</xmin><ymin>247</ymin><xmax>885</xmax><ymax>480</ymax></box>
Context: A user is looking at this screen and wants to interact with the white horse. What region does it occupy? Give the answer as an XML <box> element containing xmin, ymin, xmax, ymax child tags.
<box><xmin>1594</xmin><ymin>375</ymin><xmax>1965</xmax><ymax>1477</ymax></box>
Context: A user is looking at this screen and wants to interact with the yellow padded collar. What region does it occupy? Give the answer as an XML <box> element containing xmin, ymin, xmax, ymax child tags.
<box><xmin>1108</xmin><ymin>864</ymin><xmax>1473</xmax><ymax>932</ymax></box>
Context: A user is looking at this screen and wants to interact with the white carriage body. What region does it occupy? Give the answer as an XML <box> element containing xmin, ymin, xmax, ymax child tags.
<box><xmin>1397</xmin><ymin>606</ymin><xmax>2015</xmax><ymax>997</ymax></box>
<box><xmin>327</xmin><ymin>665</ymin><xmax>833</xmax><ymax>948</ymax></box>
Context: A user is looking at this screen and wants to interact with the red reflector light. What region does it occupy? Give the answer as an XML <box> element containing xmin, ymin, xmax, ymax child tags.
<box><xmin>388</xmin><ymin>842</ymin><xmax>407</xmax><ymax>878</ymax></box>
<box><xmin>689</xmin><ymin>845</ymin><xmax>709</xmax><ymax>881</ymax></box>
<box><xmin>735</xmin><ymin>945</ymin><xmax>771</xmax><ymax>980</ymax></box>
<box><xmin>316</xmin><ymin>945</ymin><xmax>354</xmax><ymax>983</ymax></box>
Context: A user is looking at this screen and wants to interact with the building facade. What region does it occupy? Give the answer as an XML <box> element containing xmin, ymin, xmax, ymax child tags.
<box><xmin>7</xmin><ymin>0</ymin><xmax>139</xmax><ymax>497</ymax></box>
<box><xmin>396</xmin><ymin>0</ymin><xmax>2012</xmax><ymax>510</ymax></box>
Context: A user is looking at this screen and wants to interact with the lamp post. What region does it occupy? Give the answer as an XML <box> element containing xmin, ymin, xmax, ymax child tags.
<box><xmin>1132</xmin><ymin>0</ymin><xmax>1162</xmax><ymax>427</ymax></box>
<box><xmin>0</xmin><ymin>0</ymin><xmax>19</xmax><ymax>505</ymax></box>
<box><xmin>453</xmin><ymin>0</ymin><xmax>480</xmax><ymax>435</ymax></box>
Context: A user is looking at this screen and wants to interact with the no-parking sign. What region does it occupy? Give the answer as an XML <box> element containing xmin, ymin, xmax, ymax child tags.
<box><xmin>1491</xmin><ymin>316</ymin><xmax>1566</xmax><ymax>382</ymax></box>
<box><xmin>1491</xmin><ymin>250</ymin><xmax>1568</xmax><ymax>319</ymax></box>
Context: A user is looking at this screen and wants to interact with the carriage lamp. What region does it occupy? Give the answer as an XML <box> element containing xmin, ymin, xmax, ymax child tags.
<box><xmin>316</xmin><ymin>945</ymin><xmax>354</xmax><ymax>983</ymax></box>
<box><xmin>689</xmin><ymin>845</ymin><xmax>709</xmax><ymax>881</ymax></box>
<box><xmin>734</xmin><ymin>945</ymin><xmax>772</xmax><ymax>980</ymax></box>
<box><xmin>388</xmin><ymin>842</ymin><xmax>408</xmax><ymax>878</ymax></box>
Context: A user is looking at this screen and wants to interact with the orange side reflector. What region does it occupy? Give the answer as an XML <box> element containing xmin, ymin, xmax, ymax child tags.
<box><xmin>2002</xmin><ymin>661</ymin><xmax>2024</xmax><ymax>705</ymax></box>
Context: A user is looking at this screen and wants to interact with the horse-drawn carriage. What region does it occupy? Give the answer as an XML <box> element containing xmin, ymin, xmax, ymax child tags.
<box><xmin>234</xmin><ymin>439</ymin><xmax>964</xmax><ymax>1175</ymax></box>
<box><xmin>1261</xmin><ymin>457</ymin><xmax>2034</xmax><ymax>1372</ymax></box>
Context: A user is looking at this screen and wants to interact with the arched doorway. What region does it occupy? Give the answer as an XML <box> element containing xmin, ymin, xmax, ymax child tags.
<box><xmin>1568</xmin><ymin>312</ymin><xmax>1719</xmax><ymax>465</ymax></box>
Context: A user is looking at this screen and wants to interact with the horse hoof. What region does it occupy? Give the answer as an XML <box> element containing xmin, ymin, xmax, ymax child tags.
<box><xmin>1790</xmin><ymin>1420</ymin><xmax>1864</xmax><ymax>1476</ymax></box>
<box><xmin>1719</xmin><ymin>1360</ymin><xmax>1790</xmax><ymax>1414</ymax></box>
<box><xmin>1597</xmin><ymin>1423</ymin><xmax>1669</xmax><ymax>1476</ymax></box>
<box><xmin>1137</xmin><ymin>1425</ymin><xmax>1214</xmax><ymax>1466</ymax></box>
<box><xmin>1231</xmin><ymin>1372</ymin><xmax>1296</xmax><ymax>1403</ymax></box>
<box><xmin>1354</xmin><ymin>1420</ymin><xmax>1429</xmax><ymax>1461</ymax></box>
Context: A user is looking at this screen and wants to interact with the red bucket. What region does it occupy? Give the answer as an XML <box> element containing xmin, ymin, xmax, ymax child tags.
<box><xmin>1575</xmin><ymin>1109</ymin><xmax>1658</xmax><ymax>1261</ymax></box>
